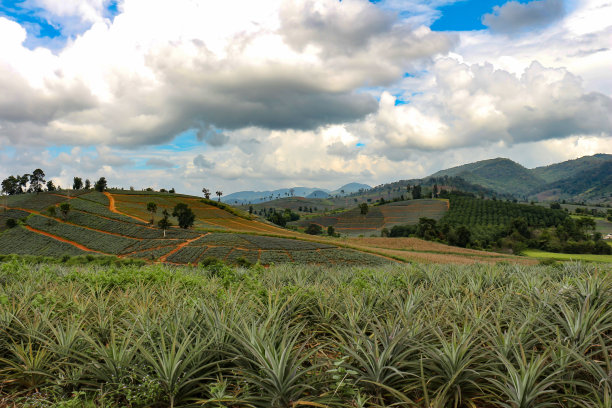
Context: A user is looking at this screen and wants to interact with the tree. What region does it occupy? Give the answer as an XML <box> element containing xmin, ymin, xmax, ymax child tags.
<box><xmin>216</xmin><ymin>191</ymin><xmax>223</xmax><ymax>202</ymax></box>
<box><xmin>1</xmin><ymin>176</ymin><xmax>19</xmax><ymax>195</ymax></box>
<box><xmin>327</xmin><ymin>226</ymin><xmax>335</xmax><ymax>236</ymax></box>
<box><xmin>305</xmin><ymin>223</ymin><xmax>323</xmax><ymax>235</ymax></box>
<box><xmin>94</xmin><ymin>177</ymin><xmax>107</xmax><ymax>192</ymax></box>
<box><xmin>46</xmin><ymin>180</ymin><xmax>56</xmax><ymax>191</ymax></box>
<box><xmin>59</xmin><ymin>203</ymin><xmax>71</xmax><ymax>220</ymax></box>
<box><xmin>29</xmin><ymin>169</ymin><xmax>45</xmax><ymax>193</ymax></box>
<box><xmin>84</xmin><ymin>179</ymin><xmax>91</xmax><ymax>190</ymax></box>
<box><xmin>73</xmin><ymin>177</ymin><xmax>83</xmax><ymax>190</ymax></box>
<box><xmin>172</xmin><ymin>203</ymin><xmax>195</xmax><ymax>229</ymax></box>
<box><xmin>359</xmin><ymin>203</ymin><xmax>369</xmax><ymax>215</ymax></box>
<box><xmin>412</xmin><ymin>185</ymin><xmax>422</xmax><ymax>199</ymax></box>
<box><xmin>158</xmin><ymin>209</ymin><xmax>172</xmax><ymax>237</ymax></box>
<box><xmin>202</xmin><ymin>188</ymin><xmax>211</xmax><ymax>199</ymax></box>
<box><xmin>146</xmin><ymin>202</ymin><xmax>158</xmax><ymax>224</ymax></box>
<box><xmin>5</xmin><ymin>219</ymin><xmax>17</xmax><ymax>229</ymax></box>
<box><xmin>248</xmin><ymin>205</ymin><xmax>253</xmax><ymax>215</ymax></box>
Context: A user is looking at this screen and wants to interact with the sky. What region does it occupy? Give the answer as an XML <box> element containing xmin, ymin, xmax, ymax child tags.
<box><xmin>0</xmin><ymin>0</ymin><xmax>610</xmax><ymax>195</ymax></box>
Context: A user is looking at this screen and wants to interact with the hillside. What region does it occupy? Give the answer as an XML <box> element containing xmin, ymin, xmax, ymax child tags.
<box><xmin>535</xmin><ymin>161</ymin><xmax>612</xmax><ymax>202</ymax></box>
<box><xmin>298</xmin><ymin>199</ymin><xmax>448</xmax><ymax>236</ymax></box>
<box><xmin>531</xmin><ymin>153</ymin><xmax>612</xmax><ymax>183</ymax></box>
<box><xmin>430</xmin><ymin>158</ymin><xmax>545</xmax><ymax>196</ymax></box>
<box><xmin>0</xmin><ymin>190</ymin><xmax>389</xmax><ymax>266</ymax></box>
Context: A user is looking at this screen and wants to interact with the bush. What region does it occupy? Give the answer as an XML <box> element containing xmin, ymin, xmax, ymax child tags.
<box><xmin>5</xmin><ymin>219</ymin><xmax>17</xmax><ymax>228</ymax></box>
<box><xmin>305</xmin><ymin>224</ymin><xmax>323</xmax><ymax>235</ymax></box>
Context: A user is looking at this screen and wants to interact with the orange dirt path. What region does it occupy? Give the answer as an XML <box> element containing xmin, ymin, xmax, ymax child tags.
<box><xmin>25</xmin><ymin>225</ymin><xmax>107</xmax><ymax>254</ymax></box>
<box><xmin>104</xmin><ymin>192</ymin><xmax>149</xmax><ymax>223</ymax></box>
<box><xmin>158</xmin><ymin>235</ymin><xmax>203</xmax><ymax>262</ymax></box>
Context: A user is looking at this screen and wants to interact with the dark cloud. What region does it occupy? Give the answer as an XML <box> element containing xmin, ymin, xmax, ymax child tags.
<box><xmin>193</xmin><ymin>154</ymin><xmax>214</xmax><ymax>169</ymax></box>
<box><xmin>483</xmin><ymin>0</ymin><xmax>565</xmax><ymax>34</ymax></box>
<box><xmin>196</xmin><ymin>125</ymin><xmax>230</xmax><ymax>147</ymax></box>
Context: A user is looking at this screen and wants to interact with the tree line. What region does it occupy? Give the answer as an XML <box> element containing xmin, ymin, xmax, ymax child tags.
<box><xmin>2</xmin><ymin>169</ymin><xmax>108</xmax><ymax>195</ymax></box>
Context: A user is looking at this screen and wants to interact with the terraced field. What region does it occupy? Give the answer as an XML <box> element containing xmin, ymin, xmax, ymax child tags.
<box><xmin>299</xmin><ymin>199</ymin><xmax>448</xmax><ymax>236</ymax></box>
<box><xmin>0</xmin><ymin>191</ymin><xmax>389</xmax><ymax>265</ymax></box>
<box><xmin>110</xmin><ymin>192</ymin><xmax>294</xmax><ymax>235</ymax></box>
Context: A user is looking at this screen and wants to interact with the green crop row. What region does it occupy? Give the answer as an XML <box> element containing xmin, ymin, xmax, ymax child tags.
<box><xmin>69</xmin><ymin>198</ymin><xmax>143</xmax><ymax>224</ymax></box>
<box><xmin>26</xmin><ymin>215</ymin><xmax>136</xmax><ymax>255</ymax></box>
<box><xmin>166</xmin><ymin>246</ymin><xmax>206</xmax><ymax>264</ymax></box>
<box><xmin>121</xmin><ymin>238</ymin><xmax>185</xmax><ymax>254</ymax></box>
<box><xmin>65</xmin><ymin>211</ymin><xmax>197</xmax><ymax>240</ymax></box>
<box><xmin>5</xmin><ymin>192</ymin><xmax>67</xmax><ymax>211</ymax></box>
<box><xmin>125</xmin><ymin>246</ymin><xmax>176</xmax><ymax>261</ymax></box>
<box><xmin>0</xmin><ymin>209</ymin><xmax>29</xmax><ymax>231</ymax></box>
<box><xmin>442</xmin><ymin>194</ymin><xmax>568</xmax><ymax>227</ymax></box>
<box><xmin>259</xmin><ymin>250</ymin><xmax>291</xmax><ymax>264</ymax></box>
<box><xmin>0</xmin><ymin>226</ymin><xmax>87</xmax><ymax>257</ymax></box>
<box><xmin>79</xmin><ymin>191</ymin><xmax>110</xmax><ymax>206</ymax></box>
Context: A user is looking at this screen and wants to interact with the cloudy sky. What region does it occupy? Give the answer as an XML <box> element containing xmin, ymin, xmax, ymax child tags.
<box><xmin>0</xmin><ymin>0</ymin><xmax>610</xmax><ymax>195</ymax></box>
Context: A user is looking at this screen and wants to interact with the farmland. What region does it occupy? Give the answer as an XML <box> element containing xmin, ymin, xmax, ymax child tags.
<box><xmin>0</xmin><ymin>260</ymin><xmax>610</xmax><ymax>406</ymax></box>
<box><xmin>523</xmin><ymin>249</ymin><xmax>612</xmax><ymax>263</ymax></box>
<box><xmin>297</xmin><ymin>199</ymin><xmax>448</xmax><ymax>236</ymax></box>
<box><xmin>0</xmin><ymin>191</ymin><xmax>394</xmax><ymax>266</ymax></box>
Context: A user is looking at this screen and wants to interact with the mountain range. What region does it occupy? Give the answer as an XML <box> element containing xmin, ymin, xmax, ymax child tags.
<box><xmin>222</xmin><ymin>183</ymin><xmax>371</xmax><ymax>204</ymax></box>
<box><xmin>224</xmin><ymin>154</ymin><xmax>611</xmax><ymax>205</ymax></box>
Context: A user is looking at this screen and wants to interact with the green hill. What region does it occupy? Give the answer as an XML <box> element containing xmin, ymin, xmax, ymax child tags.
<box><xmin>535</xmin><ymin>161</ymin><xmax>612</xmax><ymax>202</ymax></box>
<box><xmin>532</xmin><ymin>153</ymin><xmax>612</xmax><ymax>183</ymax></box>
<box><xmin>430</xmin><ymin>158</ymin><xmax>546</xmax><ymax>196</ymax></box>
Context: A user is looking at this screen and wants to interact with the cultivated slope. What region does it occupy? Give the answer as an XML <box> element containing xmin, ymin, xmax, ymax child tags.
<box><xmin>300</xmin><ymin>199</ymin><xmax>449</xmax><ymax>236</ymax></box>
<box><xmin>0</xmin><ymin>191</ymin><xmax>389</xmax><ymax>266</ymax></box>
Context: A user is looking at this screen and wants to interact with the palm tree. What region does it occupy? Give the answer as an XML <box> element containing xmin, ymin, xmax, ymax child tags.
<box><xmin>216</xmin><ymin>191</ymin><xmax>223</xmax><ymax>202</ymax></box>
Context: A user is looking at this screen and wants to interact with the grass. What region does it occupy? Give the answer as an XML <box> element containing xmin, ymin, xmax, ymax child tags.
<box><xmin>0</xmin><ymin>260</ymin><xmax>610</xmax><ymax>406</ymax></box>
<box><xmin>523</xmin><ymin>249</ymin><xmax>612</xmax><ymax>263</ymax></box>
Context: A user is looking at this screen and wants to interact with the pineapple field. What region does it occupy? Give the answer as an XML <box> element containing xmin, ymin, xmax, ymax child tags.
<box><xmin>0</xmin><ymin>260</ymin><xmax>610</xmax><ymax>406</ymax></box>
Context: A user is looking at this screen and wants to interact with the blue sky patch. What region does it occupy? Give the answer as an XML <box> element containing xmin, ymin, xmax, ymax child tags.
<box><xmin>431</xmin><ymin>0</ymin><xmax>532</xmax><ymax>31</ymax></box>
<box><xmin>154</xmin><ymin>129</ymin><xmax>202</xmax><ymax>152</ymax></box>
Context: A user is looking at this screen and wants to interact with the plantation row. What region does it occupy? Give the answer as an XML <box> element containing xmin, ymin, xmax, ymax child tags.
<box><xmin>189</xmin><ymin>233</ymin><xmax>333</xmax><ymax>251</ymax></box>
<box><xmin>0</xmin><ymin>227</ymin><xmax>87</xmax><ymax>257</ymax></box>
<box><xmin>65</xmin><ymin>211</ymin><xmax>197</xmax><ymax>240</ymax></box>
<box><xmin>0</xmin><ymin>261</ymin><xmax>610</xmax><ymax>407</ymax></box>
<box><xmin>167</xmin><ymin>244</ymin><xmax>386</xmax><ymax>265</ymax></box>
<box><xmin>442</xmin><ymin>193</ymin><xmax>568</xmax><ymax>227</ymax></box>
<box><xmin>69</xmin><ymin>197</ymin><xmax>143</xmax><ymax>224</ymax></box>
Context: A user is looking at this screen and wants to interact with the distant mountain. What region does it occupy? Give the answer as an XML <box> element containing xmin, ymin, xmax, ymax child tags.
<box><xmin>532</xmin><ymin>153</ymin><xmax>612</xmax><ymax>183</ymax></box>
<box><xmin>306</xmin><ymin>190</ymin><xmax>330</xmax><ymax>199</ymax></box>
<box><xmin>223</xmin><ymin>182</ymin><xmax>372</xmax><ymax>204</ymax></box>
<box><xmin>430</xmin><ymin>158</ymin><xmax>546</xmax><ymax>196</ymax></box>
<box><xmin>222</xmin><ymin>187</ymin><xmax>329</xmax><ymax>204</ymax></box>
<box><xmin>330</xmin><ymin>182</ymin><xmax>371</xmax><ymax>196</ymax></box>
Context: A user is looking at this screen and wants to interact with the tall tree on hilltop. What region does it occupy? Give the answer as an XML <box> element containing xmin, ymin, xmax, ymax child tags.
<box><xmin>216</xmin><ymin>191</ymin><xmax>223</xmax><ymax>202</ymax></box>
<box><xmin>73</xmin><ymin>177</ymin><xmax>83</xmax><ymax>190</ymax></box>
<box><xmin>28</xmin><ymin>169</ymin><xmax>45</xmax><ymax>193</ymax></box>
<box><xmin>94</xmin><ymin>177</ymin><xmax>107</xmax><ymax>192</ymax></box>
<box><xmin>202</xmin><ymin>188</ymin><xmax>211</xmax><ymax>199</ymax></box>
<box><xmin>84</xmin><ymin>179</ymin><xmax>91</xmax><ymax>190</ymax></box>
